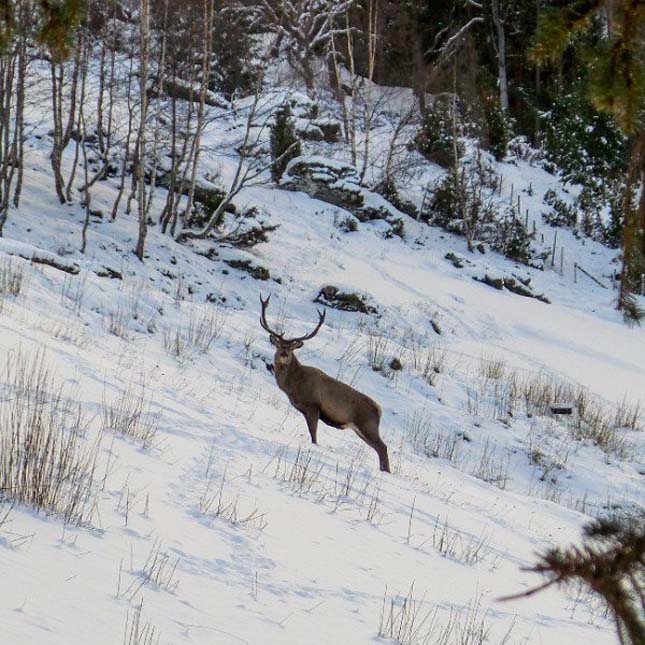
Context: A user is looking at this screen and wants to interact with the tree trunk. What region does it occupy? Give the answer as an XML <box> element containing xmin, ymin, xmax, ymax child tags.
<box><xmin>135</xmin><ymin>0</ymin><xmax>150</xmax><ymax>262</ymax></box>
<box><xmin>490</xmin><ymin>0</ymin><xmax>509</xmax><ymax>112</ymax></box>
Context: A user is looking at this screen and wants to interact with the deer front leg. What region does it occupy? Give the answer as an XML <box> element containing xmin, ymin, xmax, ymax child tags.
<box><xmin>302</xmin><ymin>407</ymin><xmax>320</xmax><ymax>445</ymax></box>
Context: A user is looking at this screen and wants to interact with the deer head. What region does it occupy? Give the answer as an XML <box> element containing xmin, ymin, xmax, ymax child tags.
<box><xmin>259</xmin><ymin>295</ymin><xmax>326</xmax><ymax>368</ymax></box>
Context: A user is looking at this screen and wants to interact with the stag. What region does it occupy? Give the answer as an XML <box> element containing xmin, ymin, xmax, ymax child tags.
<box><xmin>260</xmin><ymin>295</ymin><xmax>390</xmax><ymax>473</ymax></box>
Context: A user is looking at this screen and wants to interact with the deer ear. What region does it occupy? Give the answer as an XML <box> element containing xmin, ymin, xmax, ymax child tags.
<box><xmin>270</xmin><ymin>335</ymin><xmax>280</xmax><ymax>347</ymax></box>
<box><xmin>292</xmin><ymin>340</ymin><xmax>304</xmax><ymax>349</ymax></box>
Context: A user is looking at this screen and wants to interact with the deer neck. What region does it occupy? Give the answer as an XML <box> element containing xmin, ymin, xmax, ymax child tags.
<box><xmin>275</xmin><ymin>354</ymin><xmax>302</xmax><ymax>392</ymax></box>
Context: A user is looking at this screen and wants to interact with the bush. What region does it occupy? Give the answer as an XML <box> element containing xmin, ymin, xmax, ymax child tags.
<box><xmin>484</xmin><ymin>104</ymin><xmax>513</xmax><ymax>161</ymax></box>
<box><xmin>415</xmin><ymin>99</ymin><xmax>462</xmax><ymax>168</ymax></box>
<box><xmin>270</xmin><ymin>103</ymin><xmax>301</xmax><ymax>183</ymax></box>
<box><xmin>541</xmin><ymin>188</ymin><xmax>576</xmax><ymax>228</ymax></box>
<box><xmin>492</xmin><ymin>214</ymin><xmax>532</xmax><ymax>264</ymax></box>
<box><xmin>622</xmin><ymin>292</ymin><xmax>645</xmax><ymax>327</ymax></box>
<box><xmin>541</xmin><ymin>92</ymin><xmax>626</xmax><ymax>187</ymax></box>
<box><xmin>373</xmin><ymin>177</ymin><xmax>419</xmax><ymax>219</ymax></box>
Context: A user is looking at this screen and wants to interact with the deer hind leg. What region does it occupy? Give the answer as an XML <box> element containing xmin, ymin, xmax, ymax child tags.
<box><xmin>351</xmin><ymin>423</ymin><xmax>391</xmax><ymax>474</ymax></box>
<box><xmin>303</xmin><ymin>407</ymin><xmax>320</xmax><ymax>445</ymax></box>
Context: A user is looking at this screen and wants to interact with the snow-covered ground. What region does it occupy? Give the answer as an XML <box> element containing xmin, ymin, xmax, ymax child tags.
<box><xmin>0</xmin><ymin>69</ymin><xmax>643</xmax><ymax>645</ymax></box>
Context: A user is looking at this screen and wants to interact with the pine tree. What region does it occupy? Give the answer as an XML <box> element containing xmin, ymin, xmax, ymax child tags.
<box><xmin>505</xmin><ymin>517</ymin><xmax>645</xmax><ymax>645</ymax></box>
<box><xmin>531</xmin><ymin>0</ymin><xmax>645</xmax><ymax>316</ymax></box>
<box><xmin>270</xmin><ymin>103</ymin><xmax>301</xmax><ymax>183</ymax></box>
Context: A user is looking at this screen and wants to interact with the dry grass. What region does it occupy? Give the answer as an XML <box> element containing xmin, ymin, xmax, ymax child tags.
<box><xmin>199</xmin><ymin>463</ymin><xmax>267</xmax><ymax>531</ymax></box>
<box><xmin>123</xmin><ymin>601</ymin><xmax>160</xmax><ymax>645</ymax></box>
<box><xmin>421</xmin><ymin>516</ymin><xmax>493</xmax><ymax>565</ymax></box>
<box><xmin>378</xmin><ymin>587</ymin><xmax>513</xmax><ymax>645</ymax></box>
<box><xmin>102</xmin><ymin>384</ymin><xmax>160</xmax><ymax>448</ymax></box>
<box><xmin>105</xmin><ymin>306</ymin><xmax>130</xmax><ymax>339</ymax></box>
<box><xmin>479</xmin><ymin>355</ymin><xmax>506</xmax><ymax>381</ymax></box>
<box><xmin>265</xmin><ymin>446</ymin><xmax>383</xmax><ymax>524</ymax></box>
<box><xmin>406</xmin><ymin>412</ymin><xmax>463</xmax><ymax>464</ymax></box>
<box><xmin>163</xmin><ymin>307</ymin><xmax>224</xmax><ymax>360</ymax></box>
<box><xmin>60</xmin><ymin>273</ymin><xmax>88</xmax><ymax>316</ymax></box>
<box><xmin>462</xmin><ymin>365</ymin><xmax>636</xmax><ymax>459</ymax></box>
<box><xmin>367</xmin><ymin>330</ymin><xmax>392</xmax><ymax>373</ymax></box>
<box><xmin>0</xmin><ymin>351</ymin><xmax>100</xmax><ymax>525</ymax></box>
<box><xmin>0</xmin><ymin>257</ymin><xmax>26</xmax><ymax>298</ymax></box>
<box><xmin>470</xmin><ymin>440</ymin><xmax>510</xmax><ymax>490</ymax></box>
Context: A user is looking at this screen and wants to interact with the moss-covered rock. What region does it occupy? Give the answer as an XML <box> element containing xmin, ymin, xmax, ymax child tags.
<box><xmin>314</xmin><ymin>285</ymin><xmax>377</xmax><ymax>314</ymax></box>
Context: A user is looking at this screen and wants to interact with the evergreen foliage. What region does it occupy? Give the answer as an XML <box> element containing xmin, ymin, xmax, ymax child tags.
<box><xmin>513</xmin><ymin>516</ymin><xmax>645</xmax><ymax>644</ymax></box>
<box><xmin>483</xmin><ymin>103</ymin><xmax>512</xmax><ymax>161</ymax></box>
<box><xmin>541</xmin><ymin>92</ymin><xmax>626</xmax><ymax>188</ymax></box>
<box><xmin>0</xmin><ymin>0</ymin><xmax>83</xmax><ymax>59</ymax></box>
<box><xmin>373</xmin><ymin>178</ymin><xmax>419</xmax><ymax>219</ymax></box>
<box><xmin>415</xmin><ymin>100</ymin><xmax>462</xmax><ymax>168</ymax></box>
<box><xmin>211</xmin><ymin>6</ymin><xmax>260</xmax><ymax>99</ymax></box>
<box><xmin>270</xmin><ymin>103</ymin><xmax>301</xmax><ymax>183</ymax></box>
<box><xmin>493</xmin><ymin>215</ymin><xmax>532</xmax><ymax>264</ymax></box>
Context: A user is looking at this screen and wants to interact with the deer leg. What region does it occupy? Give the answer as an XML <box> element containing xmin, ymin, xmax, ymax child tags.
<box><xmin>374</xmin><ymin>437</ymin><xmax>391</xmax><ymax>473</ymax></box>
<box><xmin>303</xmin><ymin>407</ymin><xmax>319</xmax><ymax>445</ymax></box>
<box><xmin>354</xmin><ymin>423</ymin><xmax>391</xmax><ymax>474</ymax></box>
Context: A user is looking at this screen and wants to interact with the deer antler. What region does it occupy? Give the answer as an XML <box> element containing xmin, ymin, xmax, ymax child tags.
<box><xmin>259</xmin><ymin>294</ymin><xmax>283</xmax><ymax>338</ymax></box>
<box><xmin>288</xmin><ymin>308</ymin><xmax>326</xmax><ymax>343</ymax></box>
<box><xmin>260</xmin><ymin>295</ymin><xmax>326</xmax><ymax>343</ymax></box>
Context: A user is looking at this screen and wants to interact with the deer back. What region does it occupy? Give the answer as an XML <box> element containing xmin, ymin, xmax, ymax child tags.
<box><xmin>277</xmin><ymin>358</ymin><xmax>380</xmax><ymax>427</ymax></box>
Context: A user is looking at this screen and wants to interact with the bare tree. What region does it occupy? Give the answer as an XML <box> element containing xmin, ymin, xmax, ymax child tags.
<box><xmin>135</xmin><ymin>0</ymin><xmax>150</xmax><ymax>261</ymax></box>
<box><xmin>176</xmin><ymin>85</ymin><xmax>298</xmax><ymax>242</ymax></box>
<box><xmin>255</xmin><ymin>0</ymin><xmax>355</xmax><ymax>91</ymax></box>
<box><xmin>182</xmin><ymin>0</ymin><xmax>215</xmax><ymax>228</ymax></box>
<box><xmin>49</xmin><ymin>41</ymin><xmax>81</xmax><ymax>203</ymax></box>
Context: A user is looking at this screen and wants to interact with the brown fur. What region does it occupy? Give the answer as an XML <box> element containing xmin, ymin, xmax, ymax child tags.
<box><xmin>261</xmin><ymin>296</ymin><xmax>390</xmax><ymax>473</ymax></box>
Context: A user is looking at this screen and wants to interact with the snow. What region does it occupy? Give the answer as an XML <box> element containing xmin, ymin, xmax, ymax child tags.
<box><xmin>0</xmin><ymin>65</ymin><xmax>643</xmax><ymax>645</ymax></box>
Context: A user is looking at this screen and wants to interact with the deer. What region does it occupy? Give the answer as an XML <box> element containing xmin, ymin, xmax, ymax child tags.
<box><xmin>260</xmin><ymin>295</ymin><xmax>391</xmax><ymax>473</ymax></box>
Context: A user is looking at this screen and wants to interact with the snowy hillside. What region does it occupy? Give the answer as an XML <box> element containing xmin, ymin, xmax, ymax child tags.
<box><xmin>0</xmin><ymin>62</ymin><xmax>644</xmax><ymax>645</ymax></box>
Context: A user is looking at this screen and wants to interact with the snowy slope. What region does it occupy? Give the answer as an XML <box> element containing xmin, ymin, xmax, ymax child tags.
<box><xmin>0</xmin><ymin>73</ymin><xmax>643</xmax><ymax>645</ymax></box>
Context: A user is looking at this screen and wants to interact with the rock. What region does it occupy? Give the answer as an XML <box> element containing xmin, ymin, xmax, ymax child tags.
<box><xmin>474</xmin><ymin>274</ymin><xmax>550</xmax><ymax>303</ymax></box>
<box><xmin>474</xmin><ymin>274</ymin><xmax>505</xmax><ymax>290</ymax></box>
<box><xmin>282</xmin><ymin>156</ymin><xmax>365</xmax><ymax>212</ymax></box>
<box><xmin>224</xmin><ymin>259</ymin><xmax>271</xmax><ymax>281</ymax></box>
<box><xmin>94</xmin><ymin>266</ymin><xmax>123</xmax><ymax>280</ymax></box>
<box><xmin>444</xmin><ymin>252</ymin><xmax>469</xmax><ymax>269</ymax></box>
<box><xmin>281</xmin><ymin>156</ymin><xmax>406</xmax><ymax>238</ymax></box>
<box><xmin>314</xmin><ymin>285</ymin><xmax>377</xmax><ymax>314</ymax></box>
<box><xmin>312</xmin><ymin>119</ymin><xmax>341</xmax><ymax>143</ymax></box>
<box><xmin>389</xmin><ymin>357</ymin><xmax>403</xmax><ymax>371</ymax></box>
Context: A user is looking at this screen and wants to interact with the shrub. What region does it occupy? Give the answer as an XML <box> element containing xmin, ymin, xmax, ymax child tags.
<box><xmin>541</xmin><ymin>92</ymin><xmax>626</xmax><ymax>187</ymax></box>
<box><xmin>492</xmin><ymin>214</ymin><xmax>533</xmax><ymax>264</ymax></box>
<box><xmin>415</xmin><ymin>99</ymin><xmax>462</xmax><ymax>168</ymax></box>
<box><xmin>541</xmin><ymin>188</ymin><xmax>577</xmax><ymax>228</ymax></box>
<box><xmin>0</xmin><ymin>352</ymin><xmax>99</xmax><ymax>525</ymax></box>
<box><xmin>484</xmin><ymin>104</ymin><xmax>513</xmax><ymax>161</ymax></box>
<box><xmin>270</xmin><ymin>103</ymin><xmax>301</xmax><ymax>183</ymax></box>
<box><xmin>373</xmin><ymin>177</ymin><xmax>419</xmax><ymax>219</ymax></box>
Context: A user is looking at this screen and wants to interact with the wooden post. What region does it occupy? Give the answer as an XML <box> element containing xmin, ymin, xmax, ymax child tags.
<box><xmin>551</xmin><ymin>230</ymin><xmax>557</xmax><ymax>267</ymax></box>
<box><xmin>560</xmin><ymin>247</ymin><xmax>564</xmax><ymax>275</ymax></box>
<box><xmin>510</xmin><ymin>183</ymin><xmax>514</xmax><ymax>205</ymax></box>
<box><xmin>574</xmin><ymin>262</ymin><xmax>578</xmax><ymax>284</ymax></box>
<box><xmin>525</xmin><ymin>208</ymin><xmax>529</xmax><ymax>228</ymax></box>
